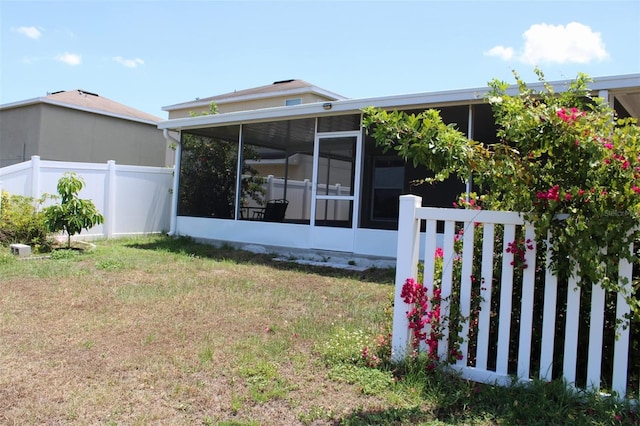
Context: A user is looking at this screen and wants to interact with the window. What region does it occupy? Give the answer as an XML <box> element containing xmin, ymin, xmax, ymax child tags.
<box><xmin>371</xmin><ymin>157</ymin><xmax>404</xmax><ymax>221</ymax></box>
<box><xmin>285</xmin><ymin>98</ymin><xmax>302</xmax><ymax>106</ymax></box>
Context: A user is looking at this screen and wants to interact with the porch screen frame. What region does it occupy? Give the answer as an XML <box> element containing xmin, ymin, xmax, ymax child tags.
<box><xmin>311</xmin><ymin>128</ymin><xmax>363</xmax><ymax>230</ymax></box>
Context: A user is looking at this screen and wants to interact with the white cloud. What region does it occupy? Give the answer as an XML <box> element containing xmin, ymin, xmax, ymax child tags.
<box><xmin>16</xmin><ymin>26</ymin><xmax>42</xmax><ymax>40</ymax></box>
<box><xmin>484</xmin><ymin>46</ymin><xmax>514</xmax><ymax>61</ymax></box>
<box><xmin>55</xmin><ymin>52</ymin><xmax>82</xmax><ymax>66</ymax></box>
<box><xmin>521</xmin><ymin>22</ymin><xmax>608</xmax><ymax>64</ymax></box>
<box><xmin>486</xmin><ymin>22</ymin><xmax>609</xmax><ymax>65</ymax></box>
<box><xmin>113</xmin><ymin>56</ymin><xmax>144</xmax><ymax>68</ymax></box>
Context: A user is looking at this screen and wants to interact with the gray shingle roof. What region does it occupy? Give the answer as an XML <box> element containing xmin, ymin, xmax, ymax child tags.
<box><xmin>44</xmin><ymin>90</ymin><xmax>162</xmax><ymax>122</ymax></box>
<box><xmin>163</xmin><ymin>79</ymin><xmax>347</xmax><ymax>111</ymax></box>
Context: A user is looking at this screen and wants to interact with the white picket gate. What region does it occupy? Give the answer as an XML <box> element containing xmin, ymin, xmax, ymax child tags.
<box><xmin>392</xmin><ymin>195</ymin><xmax>635</xmax><ymax>397</ymax></box>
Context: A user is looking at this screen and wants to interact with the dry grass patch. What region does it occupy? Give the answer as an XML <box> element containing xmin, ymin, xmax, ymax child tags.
<box><xmin>0</xmin><ymin>236</ymin><xmax>394</xmax><ymax>424</ymax></box>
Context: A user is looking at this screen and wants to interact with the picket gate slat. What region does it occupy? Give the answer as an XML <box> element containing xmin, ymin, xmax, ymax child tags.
<box><xmin>439</xmin><ymin>220</ymin><xmax>457</xmax><ymax>361</ymax></box>
<box><xmin>496</xmin><ymin>224</ymin><xmax>516</xmax><ymax>376</ymax></box>
<box><xmin>539</xmin><ymin>236</ymin><xmax>558</xmax><ymax>381</ymax></box>
<box><xmin>457</xmin><ymin>222</ymin><xmax>476</xmax><ymax>366</ymax></box>
<box><xmin>613</xmin><ymin>254</ymin><xmax>633</xmax><ymax>396</ymax></box>
<box><xmin>475</xmin><ymin>223</ymin><xmax>495</xmax><ymax>370</ymax></box>
<box><xmin>517</xmin><ymin>225</ymin><xmax>537</xmax><ymax>379</ymax></box>
<box><xmin>423</xmin><ymin>219</ymin><xmax>438</xmax><ymax>301</ymax></box>
<box><xmin>587</xmin><ymin>283</ymin><xmax>606</xmax><ymax>390</ymax></box>
<box><xmin>563</xmin><ymin>274</ymin><xmax>581</xmax><ymax>385</ymax></box>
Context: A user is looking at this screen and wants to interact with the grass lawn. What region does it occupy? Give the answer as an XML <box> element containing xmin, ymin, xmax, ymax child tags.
<box><xmin>0</xmin><ymin>235</ymin><xmax>636</xmax><ymax>425</ymax></box>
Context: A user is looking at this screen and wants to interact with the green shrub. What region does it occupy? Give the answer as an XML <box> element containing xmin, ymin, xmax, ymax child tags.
<box><xmin>0</xmin><ymin>191</ymin><xmax>51</xmax><ymax>252</ymax></box>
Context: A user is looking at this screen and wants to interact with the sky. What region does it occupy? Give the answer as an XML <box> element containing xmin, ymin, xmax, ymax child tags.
<box><xmin>1</xmin><ymin>0</ymin><xmax>639</xmax><ymax>119</ymax></box>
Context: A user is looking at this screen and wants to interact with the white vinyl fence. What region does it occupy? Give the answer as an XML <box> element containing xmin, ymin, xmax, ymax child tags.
<box><xmin>392</xmin><ymin>195</ymin><xmax>636</xmax><ymax>398</ymax></box>
<box><xmin>244</xmin><ymin>174</ymin><xmax>352</xmax><ymax>221</ymax></box>
<box><xmin>0</xmin><ymin>156</ymin><xmax>173</xmax><ymax>239</ymax></box>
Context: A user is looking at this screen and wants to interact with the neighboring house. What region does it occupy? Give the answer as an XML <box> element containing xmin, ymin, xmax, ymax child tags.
<box><xmin>158</xmin><ymin>74</ymin><xmax>640</xmax><ymax>259</ymax></box>
<box><xmin>162</xmin><ymin>79</ymin><xmax>347</xmax><ymax>118</ymax></box>
<box><xmin>0</xmin><ymin>90</ymin><xmax>171</xmax><ymax>168</ymax></box>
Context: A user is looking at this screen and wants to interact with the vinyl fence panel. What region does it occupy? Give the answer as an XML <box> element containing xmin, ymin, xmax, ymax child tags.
<box><xmin>0</xmin><ymin>156</ymin><xmax>173</xmax><ymax>239</ymax></box>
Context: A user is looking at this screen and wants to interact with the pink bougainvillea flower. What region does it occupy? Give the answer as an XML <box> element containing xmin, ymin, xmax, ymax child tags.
<box><xmin>434</xmin><ymin>247</ymin><xmax>444</xmax><ymax>259</ymax></box>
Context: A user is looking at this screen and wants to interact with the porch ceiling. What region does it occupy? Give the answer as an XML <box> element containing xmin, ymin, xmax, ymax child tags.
<box><xmin>615</xmin><ymin>92</ymin><xmax>640</xmax><ymax>119</ymax></box>
<box><xmin>183</xmin><ymin>118</ymin><xmax>317</xmax><ymax>151</ymax></box>
<box><xmin>243</xmin><ymin>118</ymin><xmax>315</xmax><ymax>150</ymax></box>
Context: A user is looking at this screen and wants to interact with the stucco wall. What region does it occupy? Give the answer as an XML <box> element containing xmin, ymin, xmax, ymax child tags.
<box><xmin>0</xmin><ymin>104</ymin><xmax>42</xmax><ymax>167</ymax></box>
<box><xmin>37</xmin><ymin>104</ymin><xmax>167</xmax><ymax>167</ymax></box>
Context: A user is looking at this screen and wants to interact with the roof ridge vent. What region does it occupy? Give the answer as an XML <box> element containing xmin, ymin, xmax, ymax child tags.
<box><xmin>78</xmin><ymin>90</ymin><xmax>99</xmax><ymax>97</ymax></box>
<box><xmin>273</xmin><ymin>79</ymin><xmax>295</xmax><ymax>85</ymax></box>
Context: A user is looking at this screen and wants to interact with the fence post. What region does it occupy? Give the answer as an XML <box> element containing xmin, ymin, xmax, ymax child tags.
<box><xmin>334</xmin><ymin>184</ymin><xmax>341</xmax><ymax>219</ymax></box>
<box><xmin>30</xmin><ymin>155</ymin><xmax>41</xmax><ymax>199</ymax></box>
<box><xmin>302</xmin><ymin>179</ymin><xmax>310</xmax><ymax>219</ymax></box>
<box><xmin>267</xmin><ymin>175</ymin><xmax>274</xmax><ymax>200</ymax></box>
<box><xmin>391</xmin><ymin>194</ymin><xmax>422</xmax><ymax>362</ymax></box>
<box><xmin>105</xmin><ymin>160</ymin><xmax>116</xmax><ymax>238</ymax></box>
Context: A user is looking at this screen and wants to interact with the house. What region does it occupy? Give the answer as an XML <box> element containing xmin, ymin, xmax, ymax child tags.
<box><xmin>158</xmin><ymin>74</ymin><xmax>640</xmax><ymax>260</ymax></box>
<box><xmin>162</xmin><ymin>79</ymin><xmax>348</xmax><ymax>118</ymax></box>
<box><xmin>0</xmin><ymin>90</ymin><xmax>170</xmax><ymax>168</ymax></box>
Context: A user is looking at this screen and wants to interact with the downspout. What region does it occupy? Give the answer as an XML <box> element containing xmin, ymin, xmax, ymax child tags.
<box><xmin>164</xmin><ymin>129</ymin><xmax>181</xmax><ymax>236</ymax></box>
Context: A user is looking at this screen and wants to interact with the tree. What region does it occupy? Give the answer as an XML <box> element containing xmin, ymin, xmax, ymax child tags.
<box><xmin>364</xmin><ymin>69</ymin><xmax>640</xmax><ymax>318</ymax></box>
<box><xmin>43</xmin><ymin>172</ymin><xmax>104</xmax><ymax>248</ymax></box>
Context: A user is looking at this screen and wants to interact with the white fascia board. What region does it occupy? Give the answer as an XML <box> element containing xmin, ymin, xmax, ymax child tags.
<box><xmin>158</xmin><ymin>87</ymin><xmax>493</xmax><ymax>131</ymax></box>
<box><xmin>307</xmin><ymin>85</ymin><xmax>349</xmax><ymax>101</ymax></box>
<box><xmin>158</xmin><ymin>102</ymin><xmax>334</xmax><ymax>129</ymax></box>
<box><xmin>0</xmin><ymin>97</ymin><xmax>160</xmax><ymax>125</ymax></box>
<box><xmin>590</xmin><ymin>74</ymin><xmax>640</xmax><ymax>92</ymax></box>
<box><xmin>0</xmin><ymin>97</ymin><xmax>44</xmax><ymax>110</ymax></box>
<box><xmin>161</xmin><ymin>99</ymin><xmax>209</xmax><ymax>112</ymax></box>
